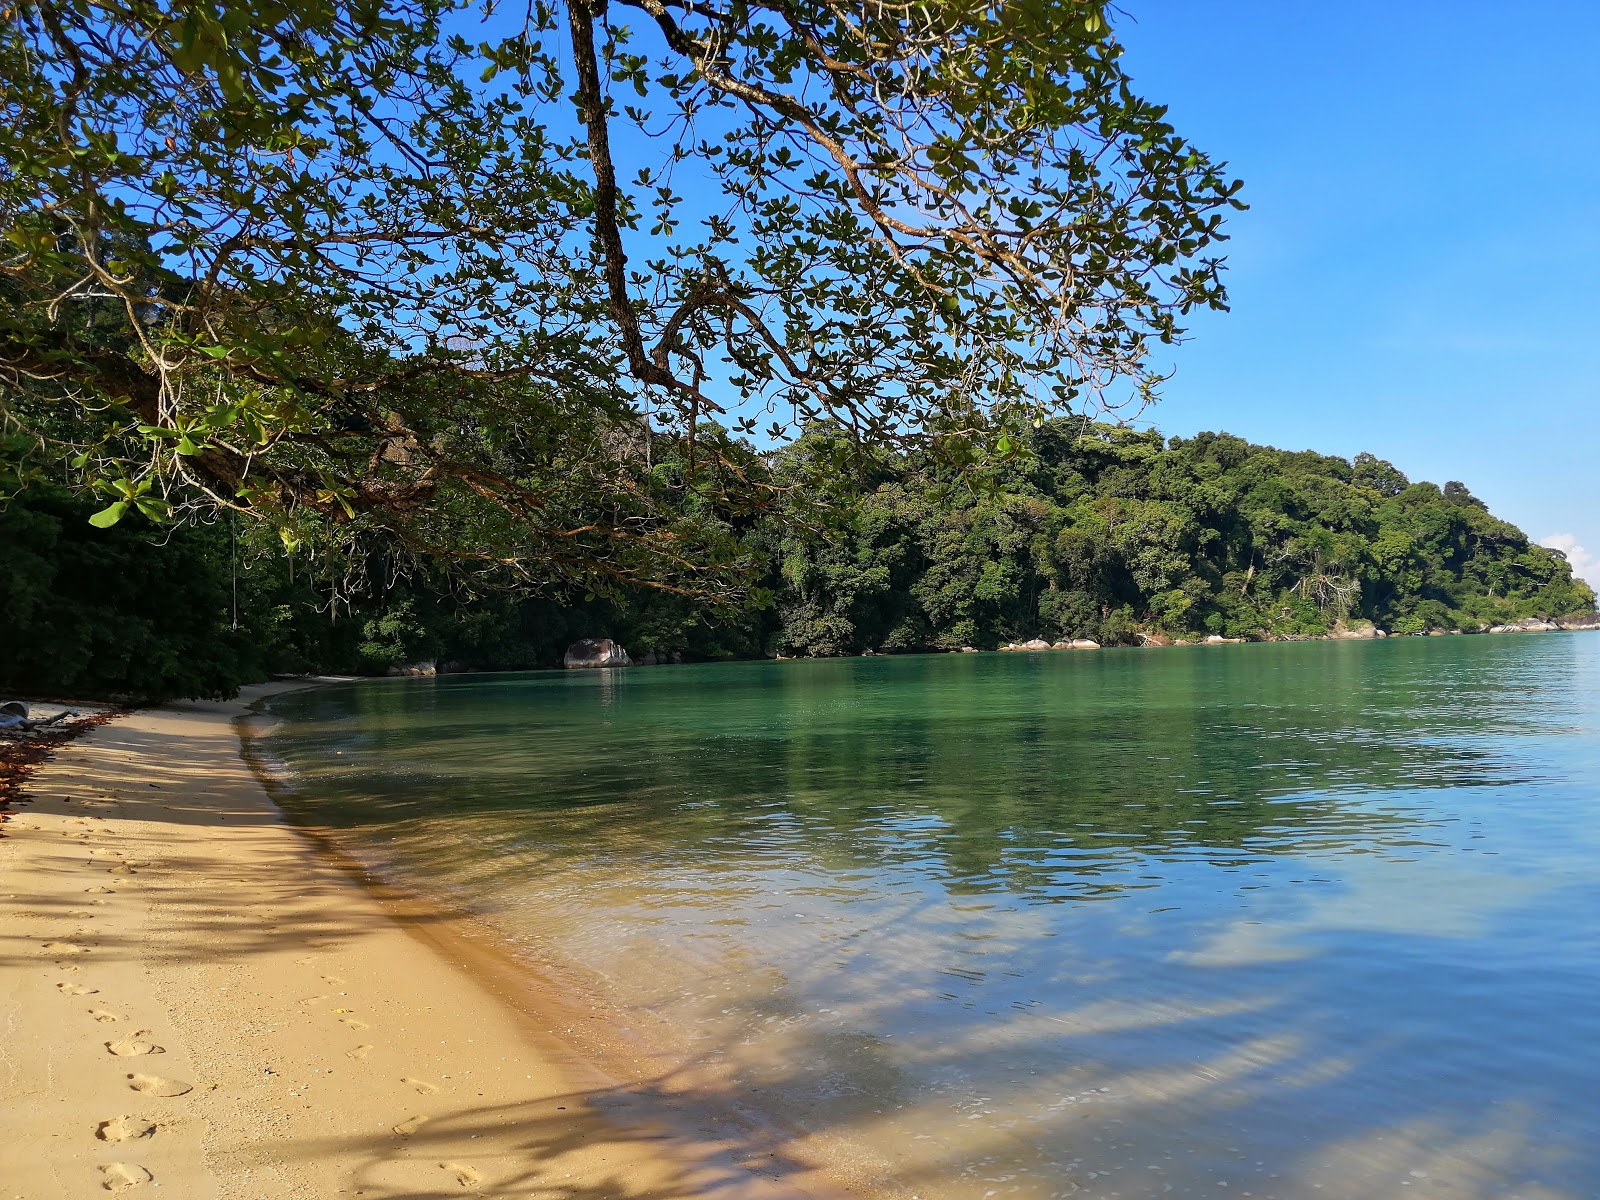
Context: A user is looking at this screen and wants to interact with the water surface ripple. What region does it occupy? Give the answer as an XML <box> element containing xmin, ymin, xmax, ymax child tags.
<box><xmin>266</xmin><ymin>635</ymin><xmax>1600</xmax><ymax>1200</ymax></box>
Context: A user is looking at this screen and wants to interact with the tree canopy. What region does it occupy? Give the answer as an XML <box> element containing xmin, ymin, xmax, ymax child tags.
<box><xmin>2</xmin><ymin>0</ymin><xmax>1241</xmax><ymax>596</ymax></box>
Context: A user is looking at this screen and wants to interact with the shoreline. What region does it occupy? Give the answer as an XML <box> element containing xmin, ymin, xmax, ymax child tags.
<box><xmin>0</xmin><ymin>682</ymin><xmax>857</xmax><ymax>1199</ymax></box>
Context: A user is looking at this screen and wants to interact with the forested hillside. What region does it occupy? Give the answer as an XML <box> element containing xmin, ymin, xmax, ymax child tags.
<box><xmin>1</xmin><ymin>421</ymin><xmax>1592</xmax><ymax>701</ymax></box>
<box><xmin>769</xmin><ymin>422</ymin><xmax>1593</xmax><ymax>654</ymax></box>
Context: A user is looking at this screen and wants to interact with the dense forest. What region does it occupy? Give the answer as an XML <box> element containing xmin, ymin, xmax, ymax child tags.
<box><xmin>3</xmin><ymin>420</ymin><xmax>1591</xmax><ymax>702</ymax></box>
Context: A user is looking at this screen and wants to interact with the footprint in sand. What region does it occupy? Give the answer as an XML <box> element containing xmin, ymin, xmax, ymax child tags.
<box><xmin>43</xmin><ymin>940</ymin><xmax>90</xmax><ymax>956</ymax></box>
<box><xmin>337</xmin><ymin>1016</ymin><xmax>370</xmax><ymax>1030</ymax></box>
<box><xmin>97</xmin><ymin>1115</ymin><xmax>158</xmax><ymax>1142</ymax></box>
<box><xmin>85</xmin><ymin>886</ymin><xmax>114</xmax><ymax>894</ymax></box>
<box><xmin>88</xmin><ymin>1009</ymin><xmax>124</xmax><ymax>1024</ymax></box>
<box><xmin>107</xmin><ymin>1033</ymin><xmax>164</xmax><ymax>1057</ymax></box>
<box><xmin>439</xmin><ymin>1162</ymin><xmax>482</xmax><ymax>1189</ymax></box>
<box><xmin>127</xmin><ymin>1074</ymin><xmax>192</xmax><ymax>1098</ymax></box>
<box><xmin>321</xmin><ymin>974</ymin><xmax>347</xmax><ymax>986</ymax></box>
<box><xmin>402</xmin><ymin>1077</ymin><xmax>440</xmax><ymax>1095</ymax></box>
<box><xmin>392</xmin><ymin>1115</ymin><xmax>429</xmax><ymax>1137</ymax></box>
<box><xmin>58</xmin><ymin>982</ymin><xmax>99</xmax><ymax>996</ymax></box>
<box><xmin>346</xmin><ymin>1044</ymin><xmax>374</xmax><ymax>1060</ymax></box>
<box><xmin>99</xmin><ymin>1162</ymin><xmax>152</xmax><ymax>1191</ymax></box>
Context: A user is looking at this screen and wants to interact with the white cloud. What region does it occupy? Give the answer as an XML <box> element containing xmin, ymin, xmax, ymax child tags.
<box><xmin>1540</xmin><ymin>533</ymin><xmax>1600</xmax><ymax>588</ymax></box>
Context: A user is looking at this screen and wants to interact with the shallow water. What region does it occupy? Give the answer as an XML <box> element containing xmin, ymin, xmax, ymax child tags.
<box><xmin>265</xmin><ymin>636</ymin><xmax>1600</xmax><ymax>1200</ymax></box>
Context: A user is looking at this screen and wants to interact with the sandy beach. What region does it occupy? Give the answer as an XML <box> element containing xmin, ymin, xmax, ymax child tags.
<box><xmin>0</xmin><ymin>685</ymin><xmax>852</xmax><ymax>1199</ymax></box>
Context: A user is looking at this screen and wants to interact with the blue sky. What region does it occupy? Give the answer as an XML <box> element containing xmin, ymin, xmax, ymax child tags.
<box><xmin>1107</xmin><ymin>1</ymin><xmax>1600</xmax><ymax>583</ymax></box>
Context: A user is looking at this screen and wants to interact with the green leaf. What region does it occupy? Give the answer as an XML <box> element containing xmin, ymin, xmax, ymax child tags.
<box><xmin>88</xmin><ymin>501</ymin><xmax>129</xmax><ymax>528</ymax></box>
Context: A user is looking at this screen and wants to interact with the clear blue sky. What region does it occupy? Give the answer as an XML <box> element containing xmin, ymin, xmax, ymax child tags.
<box><xmin>1109</xmin><ymin>1</ymin><xmax>1600</xmax><ymax>583</ymax></box>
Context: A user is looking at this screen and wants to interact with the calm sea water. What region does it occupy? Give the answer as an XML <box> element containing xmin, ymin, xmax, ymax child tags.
<box><xmin>263</xmin><ymin>636</ymin><xmax>1600</xmax><ymax>1200</ymax></box>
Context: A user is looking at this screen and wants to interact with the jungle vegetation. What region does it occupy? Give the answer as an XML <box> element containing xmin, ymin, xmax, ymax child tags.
<box><xmin>2</xmin><ymin>420</ymin><xmax>1591</xmax><ymax>702</ymax></box>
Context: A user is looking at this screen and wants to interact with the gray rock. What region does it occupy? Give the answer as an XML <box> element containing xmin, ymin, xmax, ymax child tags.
<box><xmin>563</xmin><ymin>638</ymin><xmax>632</xmax><ymax>668</ymax></box>
<box><xmin>1071</xmin><ymin>639</ymin><xmax>1101</xmax><ymax>649</ymax></box>
<box><xmin>1330</xmin><ymin>622</ymin><xmax>1379</xmax><ymax>640</ymax></box>
<box><xmin>385</xmin><ymin>660</ymin><xmax>436</xmax><ymax>677</ymax></box>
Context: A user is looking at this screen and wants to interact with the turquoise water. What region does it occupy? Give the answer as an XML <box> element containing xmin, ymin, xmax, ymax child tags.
<box><xmin>264</xmin><ymin>636</ymin><xmax>1600</xmax><ymax>1200</ymax></box>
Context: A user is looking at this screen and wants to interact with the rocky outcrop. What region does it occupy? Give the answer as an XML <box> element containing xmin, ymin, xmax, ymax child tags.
<box><xmin>386</xmin><ymin>660</ymin><xmax>437</xmax><ymax>676</ymax></box>
<box><xmin>1203</xmin><ymin>634</ymin><xmax>1245</xmax><ymax>645</ymax></box>
<box><xmin>1330</xmin><ymin>622</ymin><xmax>1384</xmax><ymax>640</ymax></box>
<box><xmin>1556</xmin><ymin>614</ymin><xmax>1600</xmax><ymax>631</ymax></box>
<box><xmin>1002</xmin><ymin>638</ymin><xmax>1100</xmax><ymax>651</ymax></box>
<box><xmin>563</xmin><ymin>639</ymin><xmax>632</xmax><ymax>668</ymax></box>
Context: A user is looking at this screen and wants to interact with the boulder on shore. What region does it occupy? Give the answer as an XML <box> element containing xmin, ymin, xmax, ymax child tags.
<box><xmin>1488</xmin><ymin>618</ymin><xmax>1564</xmax><ymax>634</ymax></box>
<box><xmin>1070</xmin><ymin>639</ymin><xmax>1101</xmax><ymax>650</ymax></box>
<box><xmin>386</xmin><ymin>660</ymin><xmax>437</xmax><ymax>677</ymax></box>
<box><xmin>1330</xmin><ymin>622</ymin><xmax>1381</xmax><ymax>640</ymax></box>
<box><xmin>563</xmin><ymin>638</ymin><xmax>632</xmax><ymax>669</ymax></box>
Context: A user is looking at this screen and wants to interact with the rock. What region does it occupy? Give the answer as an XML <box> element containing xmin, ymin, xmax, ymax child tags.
<box><xmin>1203</xmin><ymin>634</ymin><xmax>1245</xmax><ymax>645</ymax></box>
<box><xmin>1070</xmin><ymin>639</ymin><xmax>1101</xmax><ymax>649</ymax></box>
<box><xmin>959</xmin><ymin>646</ymin><xmax>979</xmax><ymax>653</ymax></box>
<box><xmin>1330</xmin><ymin>622</ymin><xmax>1379</xmax><ymax>640</ymax></box>
<box><xmin>1019</xmin><ymin>638</ymin><xmax>1052</xmax><ymax>651</ymax></box>
<box><xmin>1556</xmin><ymin>614</ymin><xmax>1600</xmax><ymax>631</ymax></box>
<box><xmin>385</xmin><ymin>660</ymin><xmax>436</xmax><ymax>676</ymax></box>
<box><xmin>1051</xmin><ymin>641</ymin><xmax>1072</xmax><ymax>650</ymax></box>
<box><xmin>563</xmin><ymin>639</ymin><xmax>632</xmax><ymax>669</ymax></box>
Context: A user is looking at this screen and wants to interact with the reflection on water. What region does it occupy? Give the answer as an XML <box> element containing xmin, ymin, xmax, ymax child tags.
<box><xmin>266</xmin><ymin>636</ymin><xmax>1600</xmax><ymax>1200</ymax></box>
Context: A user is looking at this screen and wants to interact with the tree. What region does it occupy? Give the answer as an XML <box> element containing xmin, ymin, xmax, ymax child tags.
<box><xmin>2</xmin><ymin>0</ymin><xmax>1242</xmax><ymax>597</ymax></box>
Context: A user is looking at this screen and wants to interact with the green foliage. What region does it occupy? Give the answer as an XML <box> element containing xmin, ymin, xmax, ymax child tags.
<box><xmin>0</xmin><ymin>488</ymin><xmax>254</xmax><ymax>701</ymax></box>
<box><xmin>2</xmin><ymin>0</ymin><xmax>1239</xmax><ymax>602</ymax></box>
<box><xmin>765</xmin><ymin>423</ymin><xmax>1596</xmax><ymax>654</ymax></box>
<box><xmin>3</xmin><ymin>422</ymin><xmax>1592</xmax><ymax>701</ymax></box>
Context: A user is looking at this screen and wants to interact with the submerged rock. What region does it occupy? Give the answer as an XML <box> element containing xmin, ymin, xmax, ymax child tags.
<box><xmin>563</xmin><ymin>638</ymin><xmax>632</xmax><ymax>668</ymax></box>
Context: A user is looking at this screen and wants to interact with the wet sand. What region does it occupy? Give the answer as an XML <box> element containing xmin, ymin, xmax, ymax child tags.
<box><xmin>0</xmin><ymin>684</ymin><xmax>855</xmax><ymax>1199</ymax></box>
